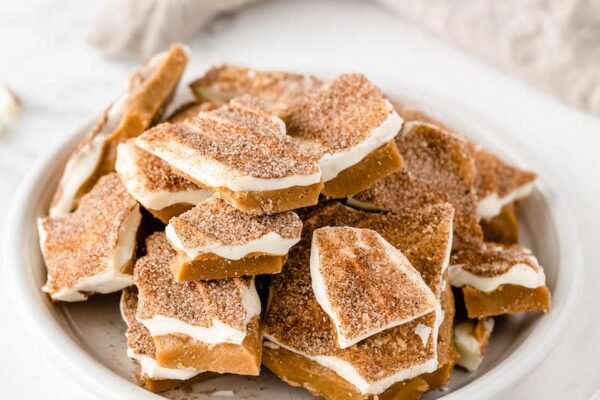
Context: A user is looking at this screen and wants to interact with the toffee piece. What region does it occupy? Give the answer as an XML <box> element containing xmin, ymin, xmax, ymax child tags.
<box><xmin>353</xmin><ymin>121</ymin><xmax>482</xmax><ymax>250</ymax></box>
<box><xmin>166</xmin><ymin>197</ymin><xmax>302</xmax><ymax>281</ymax></box>
<box><xmin>310</xmin><ymin>226</ymin><xmax>436</xmax><ymax>349</ymax></box>
<box><xmin>50</xmin><ymin>44</ymin><xmax>188</xmax><ymax>216</ymax></box>
<box><xmin>116</xmin><ymin>140</ymin><xmax>211</xmax><ymax>223</ymax></box>
<box><xmin>449</xmin><ymin>243</ymin><xmax>551</xmax><ymax>318</ymax></box>
<box><xmin>136</xmin><ymin>97</ymin><xmax>323</xmax><ymax>215</ymax></box>
<box><xmin>120</xmin><ymin>287</ymin><xmax>209</xmax><ymax>392</ymax></box>
<box><xmin>287</xmin><ymin>73</ymin><xmax>404</xmax><ymax>198</ymax></box>
<box><xmin>134</xmin><ymin>232</ymin><xmax>262</xmax><ymax>375</ymax></box>
<box><xmin>40</xmin><ymin>173</ymin><xmax>140</xmax><ymax>302</ymax></box>
<box><xmin>190</xmin><ymin>64</ymin><xmax>322</xmax><ymax>118</ymax></box>
<box><xmin>397</xmin><ymin>121</ymin><xmax>482</xmax><ymax>249</ymax></box>
<box><xmin>474</xmin><ymin>148</ymin><xmax>536</xmax><ymax>220</ymax></box>
<box><xmin>262</xmin><ymin>203</ymin><xmax>454</xmax><ymax>398</ymax></box>
<box><xmin>454</xmin><ymin>318</ymin><xmax>494</xmax><ymax>372</ymax></box>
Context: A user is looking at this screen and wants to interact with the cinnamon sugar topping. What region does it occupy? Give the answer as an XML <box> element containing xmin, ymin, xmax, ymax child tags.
<box><xmin>169</xmin><ymin>197</ymin><xmax>302</xmax><ymax>249</ymax></box>
<box><xmin>473</xmin><ymin>149</ymin><xmax>499</xmax><ymax>200</ymax></box>
<box><xmin>134</xmin><ymin>232</ymin><xmax>255</xmax><ymax>331</ymax></box>
<box><xmin>450</xmin><ymin>242</ymin><xmax>542</xmax><ymax>278</ymax></box>
<box><xmin>473</xmin><ymin>147</ymin><xmax>536</xmax><ymax>200</ymax></box>
<box><xmin>311</xmin><ymin>226</ymin><xmax>436</xmax><ymax>348</ymax></box>
<box><xmin>287</xmin><ymin>73</ymin><xmax>394</xmax><ymax>156</ymax></box>
<box><xmin>136</xmin><ymin>99</ymin><xmax>320</xmax><ymax>182</ymax></box>
<box><xmin>117</xmin><ymin>140</ymin><xmax>200</xmax><ymax>194</ymax></box>
<box><xmin>190</xmin><ymin>64</ymin><xmax>322</xmax><ymax>117</ymax></box>
<box><xmin>40</xmin><ymin>173</ymin><xmax>139</xmax><ymax>295</ymax></box>
<box><xmin>206</xmin><ymin>96</ymin><xmax>285</xmax><ymax>137</ymax></box>
<box><xmin>352</xmin><ymin>169</ymin><xmax>447</xmax><ymax>213</ymax></box>
<box><xmin>397</xmin><ymin>121</ymin><xmax>482</xmax><ymax>248</ymax></box>
<box><xmin>494</xmin><ymin>155</ymin><xmax>537</xmax><ymax>198</ymax></box>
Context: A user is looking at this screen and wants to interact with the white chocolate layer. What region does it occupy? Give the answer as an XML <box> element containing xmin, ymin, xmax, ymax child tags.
<box><xmin>414</xmin><ymin>323</ymin><xmax>433</xmax><ymax>347</ymax></box>
<box><xmin>318</xmin><ymin>108</ymin><xmax>402</xmax><ymax>182</ymax></box>
<box><xmin>41</xmin><ymin>205</ymin><xmax>141</xmax><ymax>302</ymax></box>
<box><xmin>454</xmin><ymin>319</ymin><xmax>494</xmax><ymax>371</ymax></box>
<box><xmin>139</xmin><ymin>279</ymin><xmax>261</xmax><ymax>345</ymax></box>
<box><xmin>115</xmin><ymin>142</ymin><xmax>211</xmax><ymax>210</ymax></box>
<box><xmin>127</xmin><ymin>350</ymin><xmax>201</xmax><ymax>380</ymax></box>
<box><xmin>344</xmin><ymin>197</ymin><xmax>382</xmax><ymax>212</ymax></box>
<box><xmin>139</xmin><ymin>316</ymin><xmax>248</xmax><ymax>345</ymax></box>
<box><xmin>166</xmin><ymin>224</ymin><xmax>300</xmax><ymax>261</ymax></box>
<box><xmin>448</xmin><ymin>262</ymin><xmax>546</xmax><ymax>292</ymax></box>
<box><xmin>478</xmin><ymin>181</ymin><xmax>535</xmax><ymax>219</ymax></box>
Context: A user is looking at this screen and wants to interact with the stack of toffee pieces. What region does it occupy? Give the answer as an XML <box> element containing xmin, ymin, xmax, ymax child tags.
<box><xmin>38</xmin><ymin>43</ymin><xmax>551</xmax><ymax>399</ymax></box>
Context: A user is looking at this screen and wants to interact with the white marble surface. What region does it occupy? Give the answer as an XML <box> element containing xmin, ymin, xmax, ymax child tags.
<box><xmin>1</xmin><ymin>0</ymin><xmax>599</xmax><ymax>399</ymax></box>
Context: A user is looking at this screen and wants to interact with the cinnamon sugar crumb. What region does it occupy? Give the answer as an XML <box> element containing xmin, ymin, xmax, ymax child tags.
<box><xmin>473</xmin><ymin>148</ymin><xmax>499</xmax><ymax>200</ymax></box>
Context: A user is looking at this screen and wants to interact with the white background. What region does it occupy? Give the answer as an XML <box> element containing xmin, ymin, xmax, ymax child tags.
<box><xmin>1</xmin><ymin>0</ymin><xmax>600</xmax><ymax>399</ymax></box>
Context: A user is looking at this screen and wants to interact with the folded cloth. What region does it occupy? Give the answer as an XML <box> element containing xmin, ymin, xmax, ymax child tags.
<box><xmin>379</xmin><ymin>0</ymin><xmax>600</xmax><ymax>116</ymax></box>
<box><xmin>89</xmin><ymin>0</ymin><xmax>261</xmax><ymax>59</ymax></box>
<box><xmin>89</xmin><ymin>0</ymin><xmax>600</xmax><ymax>116</ymax></box>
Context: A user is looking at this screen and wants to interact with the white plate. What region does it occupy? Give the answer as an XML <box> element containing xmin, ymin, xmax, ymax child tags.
<box><xmin>3</xmin><ymin>78</ymin><xmax>582</xmax><ymax>400</ymax></box>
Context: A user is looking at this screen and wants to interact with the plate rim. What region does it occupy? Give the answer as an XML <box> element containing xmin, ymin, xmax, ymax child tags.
<box><xmin>3</xmin><ymin>77</ymin><xmax>583</xmax><ymax>400</ymax></box>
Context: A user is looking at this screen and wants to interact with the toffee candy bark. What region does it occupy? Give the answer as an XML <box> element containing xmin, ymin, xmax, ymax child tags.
<box><xmin>473</xmin><ymin>147</ymin><xmax>537</xmax><ymax>220</ymax></box>
<box><xmin>50</xmin><ymin>44</ymin><xmax>188</xmax><ymax>216</ymax></box>
<box><xmin>190</xmin><ymin>64</ymin><xmax>323</xmax><ymax>118</ymax></box>
<box><xmin>115</xmin><ymin>140</ymin><xmax>211</xmax><ymax>223</ymax></box>
<box><xmin>310</xmin><ymin>226</ymin><xmax>436</xmax><ymax>349</ymax></box>
<box><xmin>120</xmin><ymin>288</ymin><xmax>210</xmax><ymax>393</ymax></box>
<box><xmin>262</xmin><ymin>203</ymin><xmax>454</xmax><ymax>399</ymax></box>
<box><xmin>39</xmin><ymin>173</ymin><xmax>140</xmax><ymax>302</ymax></box>
<box><xmin>351</xmin><ymin>121</ymin><xmax>483</xmax><ymax>250</ymax></box>
<box><xmin>390</xmin><ymin>100</ymin><xmax>527</xmax><ymax>244</ymax></box>
<box><xmin>398</xmin><ymin>122</ymin><xmax>483</xmax><ymax>249</ymax></box>
<box><xmin>453</xmin><ymin>318</ymin><xmax>494</xmax><ymax>372</ymax></box>
<box><xmin>448</xmin><ymin>243</ymin><xmax>551</xmax><ymax>318</ymax></box>
<box><xmin>136</xmin><ymin>97</ymin><xmax>323</xmax><ymax>215</ymax></box>
<box><xmin>166</xmin><ymin>197</ymin><xmax>302</xmax><ymax>281</ymax></box>
<box><xmin>134</xmin><ymin>232</ymin><xmax>262</xmax><ymax>375</ymax></box>
<box><xmin>287</xmin><ymin>73</ymin><xmax>404</xmax><ymax>198</ymax></box>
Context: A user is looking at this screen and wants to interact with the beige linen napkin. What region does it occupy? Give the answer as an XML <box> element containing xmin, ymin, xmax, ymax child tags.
<box><xmin>89</xmin><ymin>0</ymin><xmax>600</xmax><ymax>116</ymax></box>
